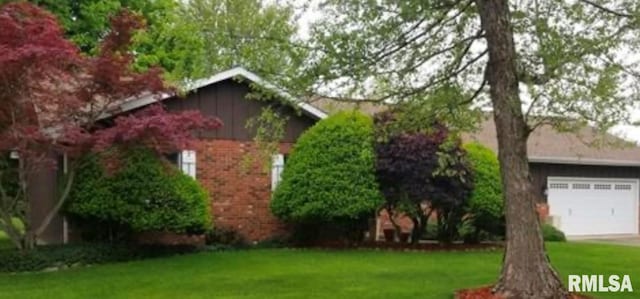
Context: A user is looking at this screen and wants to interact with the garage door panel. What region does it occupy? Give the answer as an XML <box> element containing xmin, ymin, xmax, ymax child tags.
<box><xmin>547</xmin><ymin>178</ymin><xmax>639</xmax><ymax>236</ymax></box>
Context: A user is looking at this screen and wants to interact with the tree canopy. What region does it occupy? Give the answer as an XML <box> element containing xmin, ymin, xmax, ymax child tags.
<box><xmin>299</xmin><ymin>0</ymin><xmax>640</xmax><ymax>136</ymax></box>
<box><xmin>0</xmin><ymin>2</ymin><xmax>220</xmax><ymax>251</ymax></box>
<box><xmin>17</xmin><ymin>0</ymin><xmax>205</xmax><ymax>83</ymax></box>
<box><xmin>19</xmin><ymin>0</ymin><xmax>306</xmax><ymax>84</ymax></box>
<box><xmin>182</xmin><ymin>0</ymin><xmax>306</xmax><ymax>82</ymax></box>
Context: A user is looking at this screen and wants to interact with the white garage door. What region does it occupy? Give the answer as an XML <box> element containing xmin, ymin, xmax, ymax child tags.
<box><xmin>547</xmin><ymin>177</ymin><xmax>639</xmax><ymax>236</ymax></box>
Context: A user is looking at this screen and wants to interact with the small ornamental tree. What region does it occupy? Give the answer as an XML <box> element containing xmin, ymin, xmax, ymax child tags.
<box><xmin>374</xmin><ymin>112</ymin><xmax>473</xmax><ymax>243</ymax></box>
<box><xmin>0</xmin><ymin>3</ymin><xmax>220</xmax><ymax>251</ymax></box>
<box><xmin>67</xmin><ymin>147</ymin><xmax>211</xmax><ymax>236</ymax></box>
<box><xmin>464</xmin><ymin>142</ymin><xmax>504</xmax><ymax>240</ymax></box>
<box><xmin>270</xmin><ymin>111</ymin><xmax>383</xmax><ymax>241</ymax></box>
<box><xmin>429</xmin><ymin>140</ymin><xmax>474</xmax><ymax>243</ymax></box>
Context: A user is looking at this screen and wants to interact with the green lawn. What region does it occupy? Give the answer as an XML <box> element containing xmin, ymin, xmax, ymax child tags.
<box><xmin>0</xmin><ymin>243</ymin><xmax>637</xmax><ymax>299</ymax></box>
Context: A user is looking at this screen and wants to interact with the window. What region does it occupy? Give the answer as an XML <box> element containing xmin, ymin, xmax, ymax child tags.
<box><xmin>593</xmin><ymin>184</ymin><xmax>612</xmax><ymax>190</ymax></box>
<box><xmin>549</xmin><ymin>183</ymin><xmax>569</xmax><ymax>189</ymax></box>
<box><xmin>615</xmin><ymin>184</ymin><xmax>632</xmax><ymax>190</ymax></box>
<box><xmin>271</xmin><ymin>153</ymin><xmax>285</xmax><ymax>191</ymax></box>
<box><xmin>178</xmin><ymin>150</ymin><xmax>197</xmax><ymax>179</ymax></box>
<box><xmin>572</xmin><ymin>183</ymin><xmax>590</xmax><ymax>190</ymax></box>
<box><xmin>166</xmin><ymin>152</ymin><xmax>179</xmax><ymax>165</ymax></box>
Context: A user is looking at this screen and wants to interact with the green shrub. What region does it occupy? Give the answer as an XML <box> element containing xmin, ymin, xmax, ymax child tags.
<box><xmin>542</xmin><ymin>224</ymin><xmax>567</xmax><ymax>242</ymax></box>
<box><xmin>67</xmin><ymin>147</ymin><xmax>211</xmax><ymax>235</ymax></box>
<box><xmin>205</xmin><ymin>227</ymin><xmax>247</xmax><ymax>247</ymax></box>
<box><xmin>0</xmin><ymin>218</ymin><xmax>24</xmax><ymax>249</ymax></box>
<box><xmin>271</xmin><ymin>111</ymin><xmax>383</xmax><ymax>240</ymax></box>
<box><xmin>0</xmin><ymin>243</ymin><xmax>199</xmax><ymax>273</ymax></box>
<box><xmin>65</xmin><ymin>154</ymin><xmax>119</xmax><ymax>222</ymax></box>
<box><xmin>422</xmin><ymin>221</ymin><xmax>439</xmax><ymax>240</ymax></box>
<box><xmin>463</xmin><ymin>142</ymin><xmax>504</xmax><ymax>239</ymax></box>
<box><xmin>0</xmin><ymin>218</ymin><xmax>23</xmax><ymax>232</ymax></box>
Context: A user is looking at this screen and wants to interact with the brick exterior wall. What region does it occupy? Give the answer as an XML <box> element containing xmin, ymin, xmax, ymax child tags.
<box><xmin>194</xmin><ymin>139</ymin><xmax>292</xmax><ymax>243</ymax></box>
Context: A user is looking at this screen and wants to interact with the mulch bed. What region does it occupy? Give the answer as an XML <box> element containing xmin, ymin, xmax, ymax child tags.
<box><xmin>304</xmin><ymin>241</ymin><xmax>503</xmax><ymax>252</ymax></box>
<box><xmin>455</xmin><ymin>286</ymin><xmax>593</xmax><ymax>299</ymax></box>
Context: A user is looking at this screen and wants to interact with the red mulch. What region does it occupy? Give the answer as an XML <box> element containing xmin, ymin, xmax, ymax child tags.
<box><xmin>456</xmin><ymin>286</ymin><xmax>504</xmax><ymax>299</ymax></box>
<box><xmin>303</xmin><ymin>241</ymin><xmax>502</xmax><ymax>252</ymax></box>
<box><xmin>455</xmin><ymin>286</ymin><xmax>593</xmax><ymax>299</ymax></box>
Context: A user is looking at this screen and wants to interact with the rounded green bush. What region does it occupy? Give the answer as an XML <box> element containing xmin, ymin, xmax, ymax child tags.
<box><xmin>270</xmin><ymin>111</ymin><xmax>384</xmax><ymax>224</ymax></box>
<box><xmin>64</xmin><ymin>154</ymin><xmax>120</xmax><ymax>222</ymax></box>
<box><xmin>463</xmin><ymin>142</ymin><xmax>504</xmax><ymax>237</ymax></box>
<box><xmin>67</xmin><ymin>147</ymin><xmax>211</xmax><ymax>234</ymax></box>
<box><xmin>542</xmin><ymin>224</ymin><xmax>567</xmax><ymax>242</ymax></box>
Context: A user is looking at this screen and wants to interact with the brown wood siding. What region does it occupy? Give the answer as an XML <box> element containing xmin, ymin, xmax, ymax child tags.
<box><xmin>199</xmin><ymin>86</ymin><xmax>217</xmax><ymax>139</ymax></box>
<box><xmin>164</xmin><ymin>79</ymin><xmax>315</xmax><ymax>143</ymax></box>
<box><xmin>27</xmin><ymin>153</ymin><xmax>63</xmax><ymax>244</ymax></box>
<box><xmin>530</xmin><ymin>163</ymin><xmax>640</xmax><ymax>203</ymax></box>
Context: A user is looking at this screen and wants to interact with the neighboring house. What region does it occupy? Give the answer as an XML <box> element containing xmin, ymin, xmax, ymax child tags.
<box><xmin>32</xmin><ymin>67</ymin><xmax>326</xmax><ymax>244</ymax></box>
<box><xmin>466</xmin><ymin>118</ymin><xmax>640</xmax><ymax>237</ymax></box>
<box><xmin>29</xmin><ymin>68</ymin><xmax>640</xmax><ymax>244</ymax></box>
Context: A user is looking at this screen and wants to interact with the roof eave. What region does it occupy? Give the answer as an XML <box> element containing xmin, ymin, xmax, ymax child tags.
<box><xmin>102</xmin><ymin>66</ymin><xmax>328</xmax><ymax>120</ymax></box>
<box><xmin>529</xmin><ymin>156</ymin><xmax>640</xmax><ymax>167</ymax></box>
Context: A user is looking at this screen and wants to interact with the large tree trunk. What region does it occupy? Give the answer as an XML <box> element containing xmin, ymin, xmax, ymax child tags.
<box><xmin>476</xmin><ymin>0</ymin><xmax>568</xmax><ymax>298</ymax></box>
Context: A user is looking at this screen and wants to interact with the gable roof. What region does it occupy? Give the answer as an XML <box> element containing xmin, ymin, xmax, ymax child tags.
<box><xmin>463</xmin><ymin>117</ymin><xmax>640</xmax><ymax>167</ymax></box>
<box><xmin>309</xmin><ymin>96</ymin><xmax>388</xmax><ymax>116</ymax></box>
<box><xmin>116</xmin><ymin>67</ymin><xmax>328</xmax><ymax>120</ymax></box>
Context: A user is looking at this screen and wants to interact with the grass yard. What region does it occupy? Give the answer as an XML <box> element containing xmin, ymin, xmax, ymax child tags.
<box><xmin>0</xmin><ymin>243</ymin><xmax>637</xmax><ymax>299</ymax></box>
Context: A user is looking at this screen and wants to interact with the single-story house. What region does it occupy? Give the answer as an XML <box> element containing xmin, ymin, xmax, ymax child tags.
<box><xmin>31</xmin><ymin>67</ymin><xmax>326</xmax><ymax>244</ymax></box>
<box><xmin>29</xmin><ymin>67</ymin><xmax>640</xmax><ymax>244</ymax></box>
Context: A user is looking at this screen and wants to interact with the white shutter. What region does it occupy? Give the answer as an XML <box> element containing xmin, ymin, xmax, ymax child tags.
<box><xmin>180</xmin><ymin>150</ymin><xmax>197</xmax><ymax>178</ymax></box>
<box><xmin>271</xmin><ymin>154</ymin><xmax>285</xmax><ymax>191</ymax></box>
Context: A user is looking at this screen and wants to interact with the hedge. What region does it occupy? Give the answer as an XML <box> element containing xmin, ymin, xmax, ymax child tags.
<box><xmin>542</xmin><ymin>224</ymin><xmax>567</xmax><ymax>242</ymax></box>
<box><xmin>271</xmin><ymin>111</ymin><xmax>383</xmax><ymax>225</ymax></box>
<box><xmin>463</xmin><ymin>142</ymin><xmax>504</xmax><ymax>237</ymax></box>
<box><xmin>0</xmin><ymin>243</ymin><xmax>199</xmax><ymax>273</ymax></box>
<box><xmin>67</xmin><ymin>147</ymin><xmax>211</xmax><ymax>234</ymax></box>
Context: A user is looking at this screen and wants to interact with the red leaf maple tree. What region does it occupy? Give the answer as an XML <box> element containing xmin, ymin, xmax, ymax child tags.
<box><xmin>0</xmin><ymin>2</ymin><xmax>221</xmax><ymax>251</ymax></box>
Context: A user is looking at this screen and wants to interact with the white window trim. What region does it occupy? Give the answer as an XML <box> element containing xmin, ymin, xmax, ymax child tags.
<box><xmin>179</xmin><ymin>150</ymin><xmax>197</xmax><ymax>179</ymax></box>
<box><xmin>271</xmin><ymin>154</ymin><xmax>285</xmax><ymax>191</ymax></box>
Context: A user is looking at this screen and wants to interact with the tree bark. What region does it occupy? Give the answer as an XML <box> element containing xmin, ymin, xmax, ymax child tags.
<box><xmin>34</xmin><ymin>168</ymin><xmax>75</xmax><ymax>238</ymax></box>
<box><xmin>475</xmin><ymin>0</ymin><xmax>568</xmax><ymax>298</ymax></box>
<box><xmin>17</xmin><ymin>154</ymin><xmax>34</xmax><ymax>251</ymax></box>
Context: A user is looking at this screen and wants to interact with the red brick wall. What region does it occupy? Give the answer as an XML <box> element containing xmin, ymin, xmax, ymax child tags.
<box><xmin>194</xmin><ymin>139</ymin><xmax>292</xmax><ymax>243</ymax></box>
